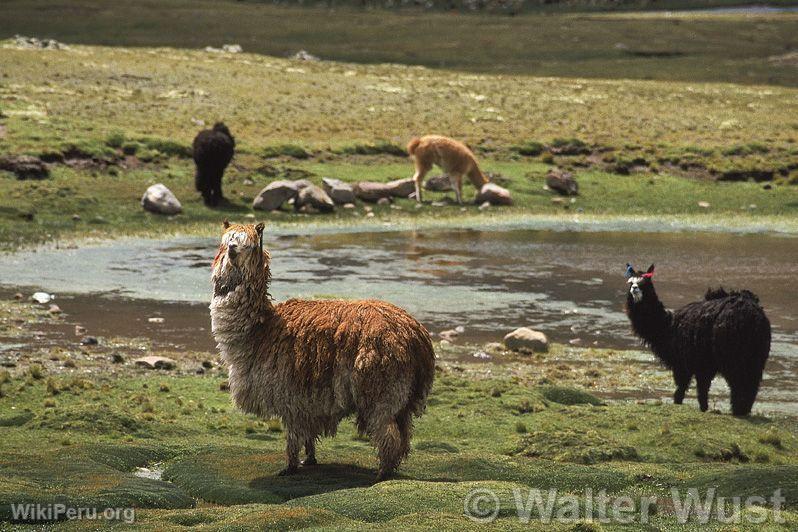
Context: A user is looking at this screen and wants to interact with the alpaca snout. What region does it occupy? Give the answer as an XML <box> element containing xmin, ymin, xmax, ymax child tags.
<box><xmin>630</xmin><ymin>285</ymin><xmax>642</xmax><ymax>303</ymax></box>
<box><xmin>227</xmin><ymin>243</ymin><xmax>238</xmax><ymax>259</ymax></box>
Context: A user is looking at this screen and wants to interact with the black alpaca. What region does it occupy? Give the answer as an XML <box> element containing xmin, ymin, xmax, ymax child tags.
<box><xmin>624</xmin><ymin>264</ymin><xmax>770</xmax><ymax>416</ymax></box>
<box><xmin>193</xmin><ymin>122</ymin><xmax>235</xmax><ymax>207</ymax></box>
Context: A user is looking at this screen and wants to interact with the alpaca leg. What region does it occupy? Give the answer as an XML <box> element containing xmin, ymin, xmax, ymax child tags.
<box><xmin>213</xmin><ymin>169</ymin><xmax>224</xmax><ymax>203</ymax></box>
<box><xmin>449</xmin><ymin>173</ymin><xmax>463</xmax><ymax>205</ymax></box>
<box><xmin>729</xmin><ymin>374</ymin><xmax>761</xmax><ymax>417</ymax></box>
<box><xmin>396</xmin><ymin>409</ymin><xmax>413</xmax><ymax>462</ymax></box>
<box><xmin>279</xmin><ymin>431</ymin><xmax>301</xmax><ymax>476</ymax></box>
<box><xmin>372</xmin><ymin>419</ymin><xmax>403</xmax><ymax>481</ymax></box>
<box><xmin>302</xmin><ymin>438</ymin><xmax>318</xmax><ymax>466</ymax></box>
<box><xmin>673</xmin><ymin>372</ymin><xmax>691</xmax><ymax>405</ymax></box>
<box><xmin>412</xmin><ymin>169</ymin><xmax>425</xmax><ymax>203</ymax></box>
<box><xmin>696</xmin><ymin>375</ymin><xmax>712</xmax><ymax>412</ymax></box>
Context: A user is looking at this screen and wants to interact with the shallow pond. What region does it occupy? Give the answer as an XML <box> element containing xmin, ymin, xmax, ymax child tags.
<box><xmin>1</xmin><ymin>228</ymin><xmax>796</xmax><ymax>409</ymax></box>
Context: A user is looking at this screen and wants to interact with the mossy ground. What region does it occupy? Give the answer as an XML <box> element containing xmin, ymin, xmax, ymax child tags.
<box><xmin>1</xmin><ymin>299</ymin><xmax>798</xmax><ymax>529</ymax></box>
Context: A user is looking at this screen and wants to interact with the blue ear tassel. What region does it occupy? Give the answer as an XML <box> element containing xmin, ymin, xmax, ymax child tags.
<box><xmin>625</xmin><ymin>263</ymin><xmax>635</xmax><ymax>278</ymax></box>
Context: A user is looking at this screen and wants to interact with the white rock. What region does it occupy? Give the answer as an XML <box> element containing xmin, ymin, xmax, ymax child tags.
<box><xmin>475</xmin><ymin>183</ymin><xmax>513</xmax><ymax>206</ymax></box>
<box><xmin>503</xmin><ymin>327</ymin><xmax>549</xmax><ymax>353</ymax></box>
<box><xmin>31</xmin><ymin>292</ymin><xmax>53</xmax><ymax>304</ymax></box>
<box><xmin>141</xmin><ymin>184</ymin><xmax>182</xmax><ymax>215</ymax></box>
<box><xmin>322</xmin><ymin>177</ymin><xmax>356</xmax><ymax>205</ymax></box>
<box><xmin>252</xmin><ymin>180</ymin><xmax>299</xmax><ymax>211</ymax></box>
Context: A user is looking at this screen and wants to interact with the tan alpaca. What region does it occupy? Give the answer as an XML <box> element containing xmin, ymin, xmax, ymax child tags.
<box><xmin>407</xmin><ymin>135</ymin><xmax>489</xmax><ymax>204</ymax></box>
<box><xmin>210</xmin><ymin>222</ymin><xmax>436</xmax><ymax>480</ymax></box>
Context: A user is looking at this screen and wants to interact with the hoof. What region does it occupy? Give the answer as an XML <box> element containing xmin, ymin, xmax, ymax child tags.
<box><xmin>301</xmin><ymin>457</ymin><xmax>318</xmax><ymax>466</ymax></box>
<box><xmin>278</xmin><ymin>466</ymin><xmax>298</xmax><ymax>476</ymax></box>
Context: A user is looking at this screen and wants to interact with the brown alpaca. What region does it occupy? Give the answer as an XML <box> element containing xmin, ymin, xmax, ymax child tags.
<box><xmin>407</xmin><ymin>135</ymin><xmax>489</xmax><ymax>204</ymax></box>
<box><xmin>210</xmin><ymin>222</ymin><xmax>436</xmax><ymax>480</ymax></box>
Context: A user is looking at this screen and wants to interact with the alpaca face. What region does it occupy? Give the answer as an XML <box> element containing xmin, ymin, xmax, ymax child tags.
<box><xmin>625</xmin><ymin>264</ymin><xmax>655</xmax><ymax>304</ymax></box>
<box><xmin>212</xmin><ymin>222</ymin><xmax>266</xmax><ymax>297</ymax></box>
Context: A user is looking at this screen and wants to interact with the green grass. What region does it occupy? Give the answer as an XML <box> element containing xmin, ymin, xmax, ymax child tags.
<box><xmin>1</xmin><ymin>369</ymin><xmax>798</xmax><ymax>528</ymax></box>
<box><xmin>0</xmin><ymin>40</ymin><xmax>797</xmax><ymax>248</ymax></box>
<box><xmin>2</xmin><ymin>0</ymin><xmax>798</xmax><ymax>86</ymax></box>
<box><xmin>2</xmin><ymin>159</ymin><xmax>798</xmax><ymax>250</ymax></box>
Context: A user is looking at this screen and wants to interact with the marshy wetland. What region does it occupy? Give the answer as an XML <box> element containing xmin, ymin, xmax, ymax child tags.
<box><xmin>2</xmin><ymin>1</ymin><xmax>798</xmax><ymax>528</ymax></box>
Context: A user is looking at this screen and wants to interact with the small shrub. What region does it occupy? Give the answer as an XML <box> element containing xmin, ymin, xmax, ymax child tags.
<box><xmin>511</xmin><ymin>140</ymin><xmax>544</xmax><ymax>156</ymax></box>
<box><xmin>0</xmin><ymin>369</ymin><xmax>10</xmax><ymax>385</ymax></box>
<box><xmin>515</xmin><ymin>421</ymin><xmax>528</xmax><ymax>434</ymax></box>
<box><xmin>541</xmin><ymin>152</ymin><xmax>555</xmax><ymax>164</ymax></box>
<box><xmin>263</xmin><ymin>144</ymin><xmax>309</xmax><ymax>159</ymax></box>
<box><xmin>140</xmin><ymin>137</ymin><xmax>192</xmax><ymax>158</ymax></box>
<box><xmin>44</xmin><ymin>398</ymin><xmax>56</xmax><ymax>408</ymax></box>
<box><xmin>46</xmin><ymin>377</ymin><xmax>60</xmax><ymax>396</ymax></box>
<box><xmin>549</xmin><ymin>138</ymin><xmax>589</xmax><ymax>155</ymax></box>
<box><xmin>29</xmin><ymin>364</ymin><xmax>44</xmax><ymax>380</ymax></box>
<box><xmin>121</xmin><ymin>141</ymin><xmax>141</xmax><ymax>155</ymax></box>
<box><xmin>758</xmin><ymin>430</ymin><xmax>784</xmax><ymax>449</ymax></box>
<box><xmin>754</xmin><ymin>452</ymin><xmax>770</xmax><ymax>463</ymax></box>
<box><xmin>159</xmin><ymin>383</ymin><xmax>170</xmax><ymax>393</ymax></box>
<box><xmin>105</xmin><ymin>130</ymin><xmax>126</xmax><ymax>148</ymax></box>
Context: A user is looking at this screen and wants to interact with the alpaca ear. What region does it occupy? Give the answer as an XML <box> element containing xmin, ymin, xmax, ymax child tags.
<box><xmin>222</xmin><ymin>219</ymin><xmax>230</xmax><ymax>230</ymax></box>
<box><xmin>647</xmin><ymin>264</ymin><xmax>655</xmax><ymax>275</ymax></box>
<box><xmin>255</xmin><ymin>222</ymin><xmax>265</xmax><ymax>250</ymax></box>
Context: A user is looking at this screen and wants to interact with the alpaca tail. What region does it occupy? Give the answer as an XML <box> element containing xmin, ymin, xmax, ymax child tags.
<box><xmin>467</xmin><ymin>165</ymin><xmax>489</xmax><ymax>188</ymax></box>
<box><xmin>407</xmin><ymin>137</ymin><xmax>421</xmax><ymax>158</ymax></box>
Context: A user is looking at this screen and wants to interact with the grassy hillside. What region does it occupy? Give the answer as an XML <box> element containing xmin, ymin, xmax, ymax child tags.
<box><xmin>1</xmin><ymin>42</ymin><xmax>797</xmax><ymax>248</ymax></box>
<box><xmin>1</xmin><ymin>0</ymin><xmax>798</xmax><ymax>85</ymax></box>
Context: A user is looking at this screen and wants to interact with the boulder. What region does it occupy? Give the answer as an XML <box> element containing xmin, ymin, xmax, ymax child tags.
<box><xmin>354</xmin><ymin>178</ymin><xmax>415</xmax><ymax>202</ymax></box>
<box><xmin>252</xmin><ymin>180</ymin><xmax>299</xmax><ymax>211</ymax></box>
<box><xmin>294</xmin><ymin>184</ymin><xmax>335</xmax><ymax>213</ymax></box>
<box><xmin>475</xmin><ymin>183</ymin><xmax>513</xmax><ymax>206</ymax></box>
<box><xmin>291</xmin><ymin>50</ymin><xmax>319</xmax><ymax>62</ymax></box>
<box><xmin>141</xmin><ymin>184</ymin><xmax>182</xmax><ymax>215</ymax></box>
<box><xmin>424</xmin><ymin>174</ymin><xmax>452</xmax><ymax>192</ymax></box>
<box><xmin>504</xmin><ymin>328</ymin><xmax>549</xmax><ymax>353</ymax></box>
<box><xmin>134</xmin><ymin>356</ymin><xmax>176</xmax><ymax>370</ymax></box>
<box><xmin>0</xmin><ymin>155</ymin><xmax>49</xmax><ymax>180</ymax></box>
<box><xmin>322</xmin><ymin>177</ymin><xmax>356</xmax><ymax>205</ymax></box>
<box><xmin>292</xmin><ymin>179</ymin><xmax>313</xmax><ymax>190</ymax></box>
<box><xmin>546</xmin><ymin>168</ymin><xmax>579</xmax><ymax>196</ymax></box>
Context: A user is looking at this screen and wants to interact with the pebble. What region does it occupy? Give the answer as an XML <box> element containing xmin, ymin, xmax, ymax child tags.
<box><xmin>48</xmin><ymin>304</ymin><xmax>61</xmax><ymax>315</ymax></box>
<box><xmin>365</xmin><ymin>212</ymin><xmax>375</xmax><ymax>218</ymax></box>
<box><xmin>343</xmin><ymin>203</ymin><xmax>356</xmax><ymax>209</ymax></box>
<box><xmin>478</xmin><ymin>201</ymin><xmax>491</xmax><ymax>211</ymax></box>
<box><xmin>569</xmin><ymin>338</ymin><xmax>583</xmax><ymax>346</ymax></box>
<box><xmin>71</xmin><ymin>214</ymin><xmax>81</xmax><ymax>221</ymax></box>
<box><xmin>13</xmin><ymin>293</ymin><xmax>23</xmax><ymax>300</ymax></box>
<box><xmin>698</xmin><ymin>201</ymin><xmax>711</xmax><ymax>209</ymax></box>
<box><xmin>80</xmin><ymin>336</ymin><xmax>99</xmax><ymax>346</ymax></box>
<box><xmin>75</xmin><ymin>325</ymin><xmax>87</xmax><ymax>336</ymax></box>
<box><xmin>147</xmin><ymin>317</ymin><xmax>165</xmax><ymax>324</ymax></box>
<box><xmin>110</xmin><ymin>353</ymin><xmax>125</xmax><ymax>364</ymax></box>
<box><xmin>377</xmin><ymin>197</ymin><xmax>391</xmax><ymax>206</ymax></box>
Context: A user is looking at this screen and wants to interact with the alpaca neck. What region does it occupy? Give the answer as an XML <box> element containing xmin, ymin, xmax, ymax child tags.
<box><xmin>628</xmin><ymin>291</ymin><xmax>674</xmax><ymax>365</ymax></box>
<box><xmin>210</xmin><ymin>263</ymin><xmax>275</xmax><ymax>363</ymax></box>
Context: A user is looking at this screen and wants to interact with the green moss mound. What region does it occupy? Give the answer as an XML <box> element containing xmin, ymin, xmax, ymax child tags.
<box><xmin>0</xmin><ymin>446</ymin><xmax>194</xmax><ymax>522</ymax></box>
<box><xmin>540</xmin><ymin>386</ymin><xmax>604</xmax><ymax>406</ymax></box>
<box><xmin>514</xmin><ymin>430</ymin><xmax>639</xmax><ymax>464</ymax></box>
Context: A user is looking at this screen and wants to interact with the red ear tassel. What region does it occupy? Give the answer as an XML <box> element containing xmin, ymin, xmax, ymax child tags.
<box><xmin>641</xmin><ymin>272</ymin><xmax>654</xmax><ymax>279</ymax></box>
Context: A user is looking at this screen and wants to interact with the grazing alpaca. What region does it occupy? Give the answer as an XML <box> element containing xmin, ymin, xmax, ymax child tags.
<box><xmin>210</xmin><ymin>222</ymin><xmax>436</xmax><ymax>479</ymax></box>
<box><xmin>193</xmin><ymin>122</ymin><xmax>235</xmax><ymax>207</ymax></box>
<box><xmin>407</xmin><ymin>135</ymin><xmax>489</xmax><ymax>204</ymax></box>
<box><xmin>624</xmin><ymin>264</ymin><xmax>770</xmax><ymax>416</ymax></box>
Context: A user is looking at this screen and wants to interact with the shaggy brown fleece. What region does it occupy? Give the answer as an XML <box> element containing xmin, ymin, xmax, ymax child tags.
<box><xmin>407</xmin><ymin>135</ymin><xmax>489</xmax><ymax>204</ymax></box>
<box><xmin>210</xmin><ymin>222</ymin><xmax>436</xmax><ymax>479</ymax></box>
